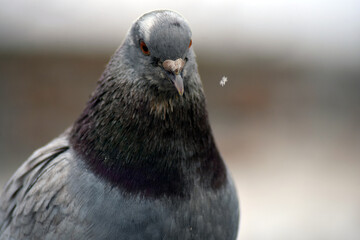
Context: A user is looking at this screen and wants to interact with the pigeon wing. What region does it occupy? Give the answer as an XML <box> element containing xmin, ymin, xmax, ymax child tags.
<box><xmin>0</xmin><ymin>130</ymin><xmax>78</xmax><ymax>239</ymax></box>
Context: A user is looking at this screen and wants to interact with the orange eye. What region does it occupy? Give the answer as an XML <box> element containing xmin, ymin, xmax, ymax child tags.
<box><xmin>140</xmin><ymin>40</ymin><xmax>150</xmax><ymax>55</ymax></box>
<box><xmin>188</xmin><ymin>39</ymin><xmax>192</xmax><ymax>48</ymax></box>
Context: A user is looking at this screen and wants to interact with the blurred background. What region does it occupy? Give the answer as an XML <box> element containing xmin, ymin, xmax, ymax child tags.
<box><xmin>1</xmin><ymin>0</ymin><xmax>360</xmax><ymax>239</ymax></box>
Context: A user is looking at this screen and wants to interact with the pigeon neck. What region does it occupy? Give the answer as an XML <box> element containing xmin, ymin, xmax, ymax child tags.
<box><xmin>70</xmin><ymin>75</ymin><xmax>226</xmax><ymax>198</ymax></box>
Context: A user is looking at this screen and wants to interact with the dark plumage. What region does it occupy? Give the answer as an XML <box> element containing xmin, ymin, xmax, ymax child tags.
<box><xmin>0</xmin><ymin>10</ymin><xmax>239</xmax><ymax>239</ymax></box>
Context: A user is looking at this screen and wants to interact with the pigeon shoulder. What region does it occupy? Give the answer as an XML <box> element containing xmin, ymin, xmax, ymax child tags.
<box><xmin>0</xmin><ymin>129</ymin><xmax>80</xmax><ymax>239</ymax></box>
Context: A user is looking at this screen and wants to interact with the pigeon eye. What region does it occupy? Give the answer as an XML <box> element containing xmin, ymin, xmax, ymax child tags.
<box><xmin>140</xmin><ymin>40</ymin><xmax>150</xmax><ymax>55</ymax></box>
<box><xmin>188</xmin><ymin>39</ymin><xmax>192</xmax><ymax>48</ymax></box>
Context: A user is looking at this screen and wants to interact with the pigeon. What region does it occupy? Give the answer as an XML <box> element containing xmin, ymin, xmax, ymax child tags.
<box><xmin>0</xmin><ymin>10</ymin><xmax>239</xmax><ymax>240</ymax></box>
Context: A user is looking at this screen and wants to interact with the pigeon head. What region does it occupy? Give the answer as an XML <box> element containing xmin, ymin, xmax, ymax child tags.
<box><xmin>119</xmin><ymin>10</ymin><xmax>195</xmax><ymax>96</ymax></box>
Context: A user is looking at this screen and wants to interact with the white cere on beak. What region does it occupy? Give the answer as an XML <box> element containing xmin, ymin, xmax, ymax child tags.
<box><xmin>162</xmin><ymin>59</ymin><xmax>185</xmax><ymax>75</ymax></box>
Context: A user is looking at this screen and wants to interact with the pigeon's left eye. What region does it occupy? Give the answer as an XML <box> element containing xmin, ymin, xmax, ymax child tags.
<box><xmin>188</xmin><ymin>39</ymin><xmax>192</xmax><ymax>48</ymax></box>
<box><xmin>140</xmin><ymin>41</ymin><xmax>150</xmax><ymax>56</ymax></box>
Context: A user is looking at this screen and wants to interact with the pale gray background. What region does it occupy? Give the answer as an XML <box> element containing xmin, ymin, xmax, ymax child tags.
<box><xmin>1</xmin><ymin>1</ymin><xmax>360</xmax><ymax>239</ymax></box>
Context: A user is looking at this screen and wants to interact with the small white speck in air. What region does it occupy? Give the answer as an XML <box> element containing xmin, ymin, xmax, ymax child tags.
<box><xmin>220</xmin><ymin>76</ymin><xmax>228</xmax><ymax>87</ymax></box>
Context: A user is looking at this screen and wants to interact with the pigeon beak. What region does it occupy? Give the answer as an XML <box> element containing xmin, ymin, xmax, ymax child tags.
<box><xmin>172</xmin><ymin>74</ymin><xmax>184</xmax><ymax>96</ymax></box>
<box><xmin>163</xmin><ymin>59</ymin><xmax>185</xmax><ymax>96</ymax></box>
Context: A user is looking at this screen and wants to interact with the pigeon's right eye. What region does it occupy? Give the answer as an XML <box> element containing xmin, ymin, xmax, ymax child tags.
<box><xmin>140</xmin><ymin>41</ymin><xmax>150</xmax><ymax>56</ymax></box>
